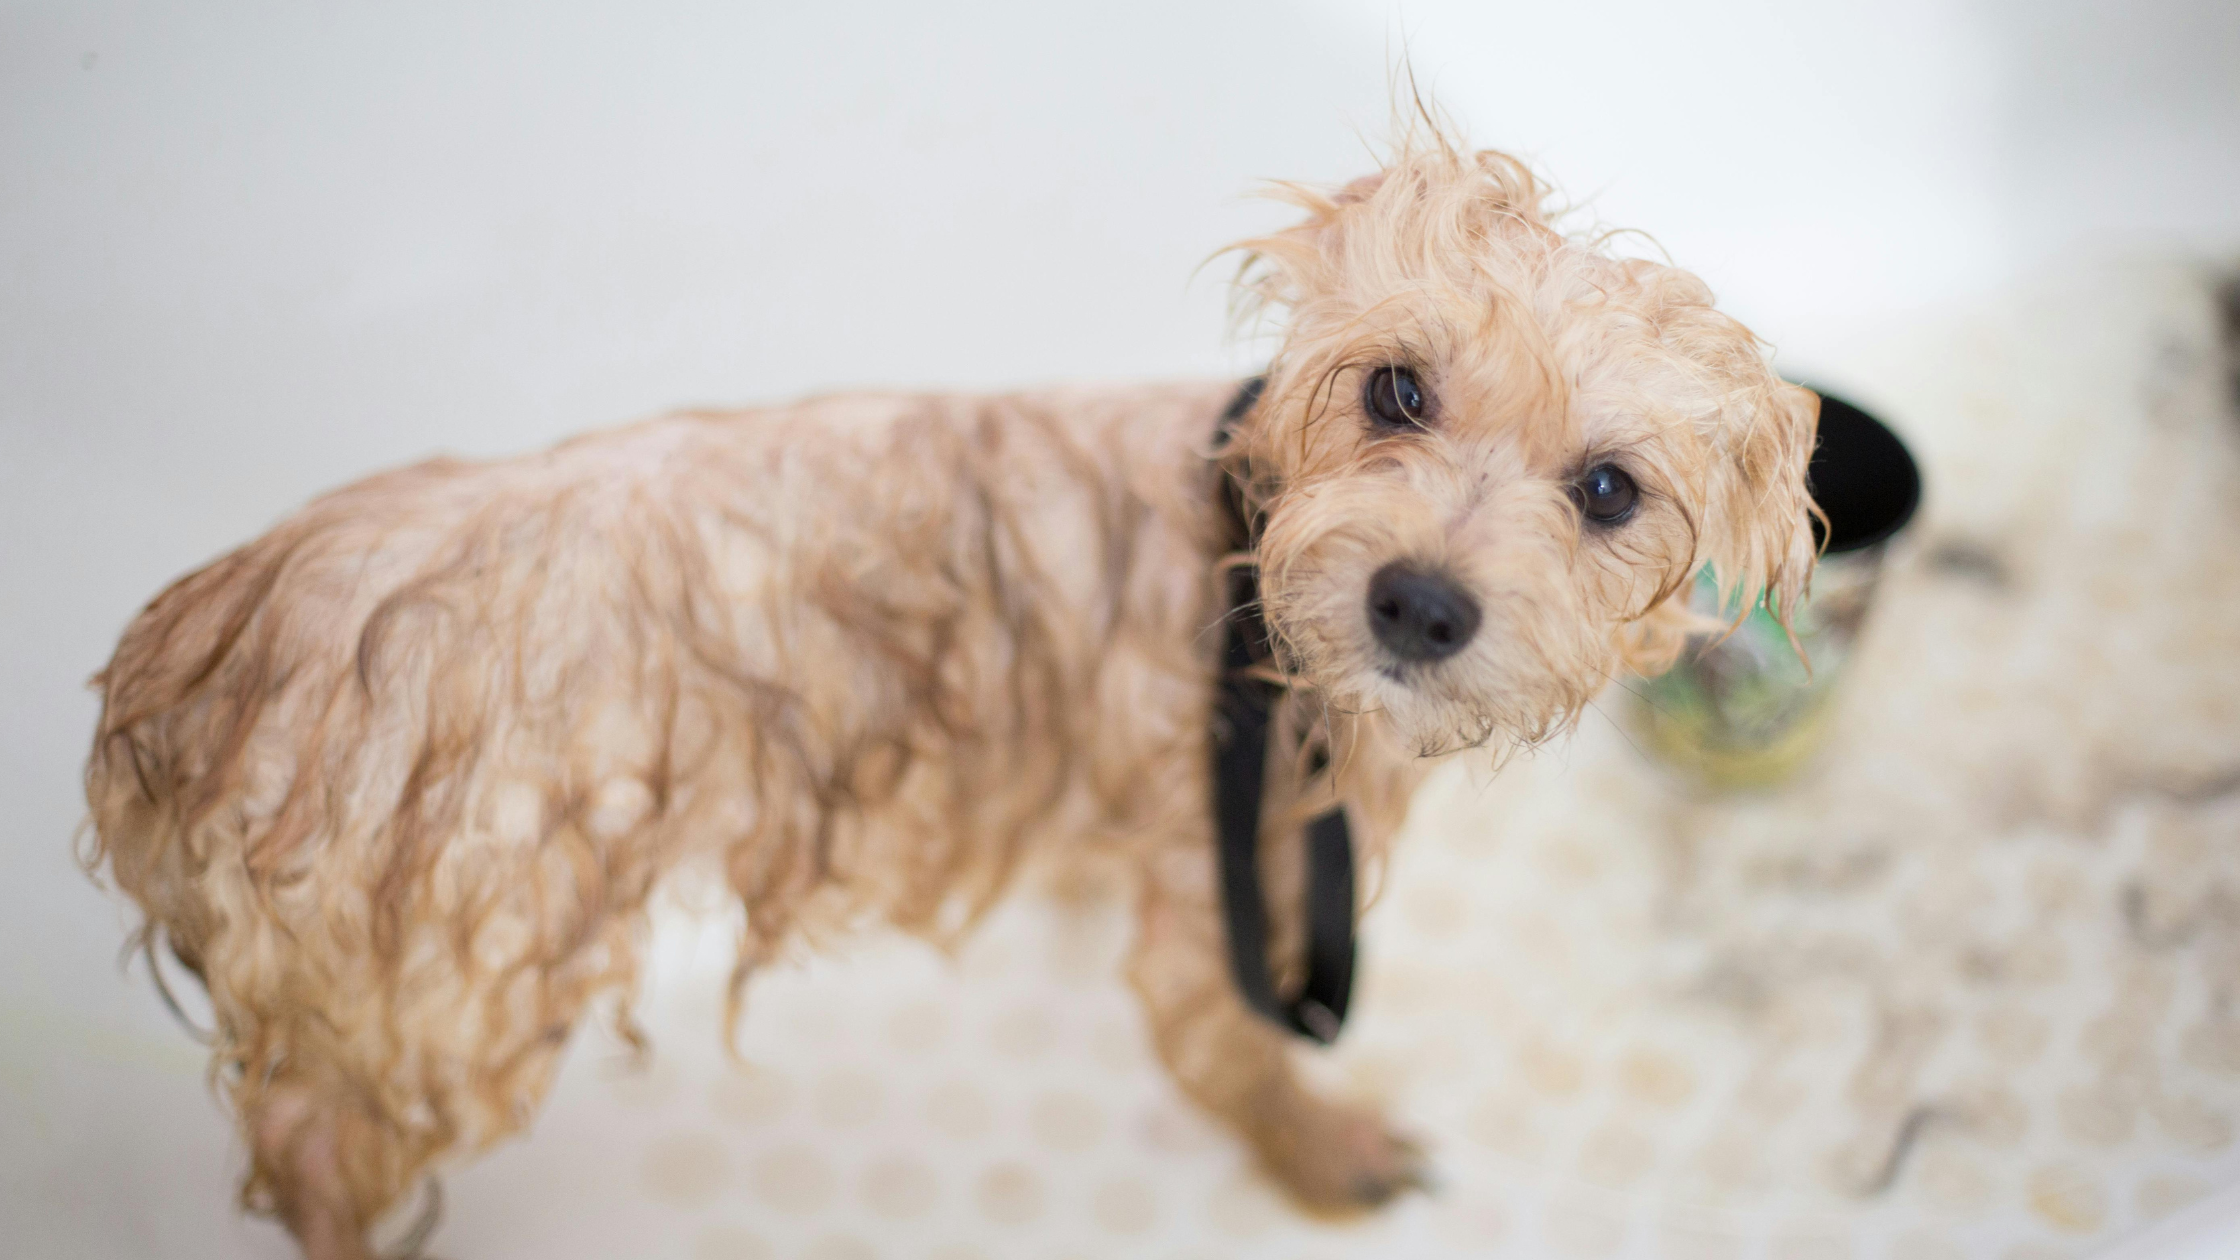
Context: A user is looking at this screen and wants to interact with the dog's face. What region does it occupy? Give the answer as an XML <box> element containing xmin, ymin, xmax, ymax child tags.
<box><xmin>1233</xmin><ymin>146</ymin><xmax>1819</xmax><ymax>758</ymax></box>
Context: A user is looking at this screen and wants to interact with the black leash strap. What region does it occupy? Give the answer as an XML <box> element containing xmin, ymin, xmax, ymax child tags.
<box><xmin>1210</xmin><ymin>378</ymin><xmax>1357</xmax><ymax>1045</ymax></box>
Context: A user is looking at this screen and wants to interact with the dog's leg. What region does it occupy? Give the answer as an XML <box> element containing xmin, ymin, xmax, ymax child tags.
<box><xmin>250</xmin><ymin>1080</ymin><xmax>383</xmax><ymax>1260</ymax></box>
<box><xmin>1127</xmin><ymin>842</ymin><xmax>1426</xmax><ymax>1213</ymax></box>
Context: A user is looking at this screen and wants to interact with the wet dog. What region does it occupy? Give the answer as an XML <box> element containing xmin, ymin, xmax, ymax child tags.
<box><xmin>83</xmin><ymin>128</ymin><xmax>1817</xmax><ymax>1258</ymax></box>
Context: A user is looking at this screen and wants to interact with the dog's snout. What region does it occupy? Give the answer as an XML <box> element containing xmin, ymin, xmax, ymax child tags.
<box><xmin>1365</xmin><ymin>563</ymin><xmax>1480</xmax><ymax>663</ymax></box>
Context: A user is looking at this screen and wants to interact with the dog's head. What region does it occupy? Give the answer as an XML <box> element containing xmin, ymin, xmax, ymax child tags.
<box><xmin>1228</xmin><ymin>141</ymin><xmax>1819</xmax><ymax>758</ymax></box>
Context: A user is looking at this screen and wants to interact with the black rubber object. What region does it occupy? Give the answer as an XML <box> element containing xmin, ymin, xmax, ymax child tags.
<box><xmin>1806</xmin><ymin>389</ymin><xmax>1921</xmax><ymax>555</ymax></box>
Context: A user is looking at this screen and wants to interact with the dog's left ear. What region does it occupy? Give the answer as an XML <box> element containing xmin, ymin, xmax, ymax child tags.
<box><xmin>1710</xmin><ymin>380</ymin><xmax>1821</xmax><ymax>629</ymax></box>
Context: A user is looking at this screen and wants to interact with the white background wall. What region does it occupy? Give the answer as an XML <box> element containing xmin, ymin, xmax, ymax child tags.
<box><xmin>3</xmin><ymin>1</ymin><xmax>2237</xmax><ymax>1253</ymax></box>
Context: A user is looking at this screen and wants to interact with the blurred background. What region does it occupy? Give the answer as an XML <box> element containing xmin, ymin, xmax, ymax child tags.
<box><xmin>4</xmin><ymin>2</ymin><xmax>2238</xmax><ymax>1257</ymax></box>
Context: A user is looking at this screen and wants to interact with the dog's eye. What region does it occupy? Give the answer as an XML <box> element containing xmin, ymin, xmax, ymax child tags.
<box><xmin>1573</xmin><ymin>464</ymin><xmax>1639</xmax><ymax>525</ymax></box>
<box><xmin>1364</xmin><ymin>366</ymin><xmax>1426</xmax><ymax>429</ymax></box>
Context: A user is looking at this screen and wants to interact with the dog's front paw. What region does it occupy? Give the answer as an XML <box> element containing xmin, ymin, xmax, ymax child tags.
<box><xmin>1255</xmin><ymin>1099</ymin><xmax>1432</xmax><ymax>1215</ymax></box>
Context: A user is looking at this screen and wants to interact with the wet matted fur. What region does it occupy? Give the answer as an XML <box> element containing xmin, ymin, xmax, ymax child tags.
<box><xmin>82</xmin><ymin>129</ymin><xmax>1818</xmax><ymax>1259</ymax></box>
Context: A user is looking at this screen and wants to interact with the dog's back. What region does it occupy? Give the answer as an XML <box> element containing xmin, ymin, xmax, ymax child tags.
<box><xmin>80</xmin><ymin>386</ymin><xmax>1228</xmax><ymax>1236</ymax></box>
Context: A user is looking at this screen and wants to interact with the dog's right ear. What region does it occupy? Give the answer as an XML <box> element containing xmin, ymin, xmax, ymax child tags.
<box><xmin>1222</xmin><ymin>174</ymin><xmax>1384</xmax><ymax>338</ymax></box>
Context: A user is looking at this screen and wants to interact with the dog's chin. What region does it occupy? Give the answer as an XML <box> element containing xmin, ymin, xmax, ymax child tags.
<box><xmin>1308</xmin><ymin>651</ymin><xmax>1577</xmax><ymax>762</ymax></box>
<box><xmin>1270</xmin><ymin>600</ymin><xmax>1592</xmax><ymax>760</ymax></box>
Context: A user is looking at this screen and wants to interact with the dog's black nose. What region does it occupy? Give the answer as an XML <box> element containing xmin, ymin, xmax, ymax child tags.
<box><xmin>1365</xmin><ymin>563</ymin><xmax>1480</xmax><ymax>662</ymax></box>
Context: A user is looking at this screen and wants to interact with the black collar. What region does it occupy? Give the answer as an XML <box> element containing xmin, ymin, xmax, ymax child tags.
<box><xmin>1209</xmin><ymin>377</ymin><xmax>1357</xmax><ymax>1045</ymax></box>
